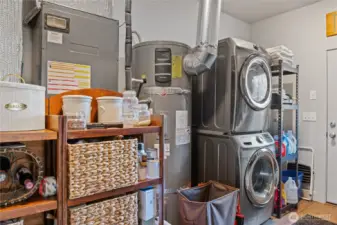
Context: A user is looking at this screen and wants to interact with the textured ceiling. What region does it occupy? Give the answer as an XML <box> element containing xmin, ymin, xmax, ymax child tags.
<box><xmin>221</xmin><ymin>0</ymin><xmax>322</xmax><ymax>23</ymax></box>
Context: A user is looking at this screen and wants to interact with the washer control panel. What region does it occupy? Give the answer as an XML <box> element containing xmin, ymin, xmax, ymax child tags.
<box><xmin>235</xmin><ymin>133</ymin><xmax>274</xmax><ymax>148</ymax></box>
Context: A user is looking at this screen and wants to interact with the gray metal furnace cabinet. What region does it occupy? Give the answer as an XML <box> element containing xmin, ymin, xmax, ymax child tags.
<box><xmin>28</xmin><ymin>1</ymin><xmax>119</xmax><ymax>94</ymax></box>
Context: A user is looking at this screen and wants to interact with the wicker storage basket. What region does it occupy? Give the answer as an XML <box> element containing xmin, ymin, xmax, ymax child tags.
<box><xmin>69</xmin><ymin>193</ymin><xmax>138</xmax><ymax>225</ymax></box>
<box><xmin>68</xmin><ymin>139</ymin><xmax>138</xmax><ymax>199</ymax></box>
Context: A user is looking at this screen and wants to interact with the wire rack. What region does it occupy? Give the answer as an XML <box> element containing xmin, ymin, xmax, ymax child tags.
<box><xmin>0</xmin><ymin>146</ymin><xmax>44</xmax><ymax>207</ymax></box>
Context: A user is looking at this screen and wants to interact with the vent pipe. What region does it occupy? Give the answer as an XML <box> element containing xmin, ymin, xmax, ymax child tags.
<box><xmin>184</xmin><ymin>0</ymin><xmax>222</xmax><ymax>75</ymax></box>
<box><xmin>125</xmin><ymin>0</ymin><xmax>133</xmax><ymax>90</ymax></box>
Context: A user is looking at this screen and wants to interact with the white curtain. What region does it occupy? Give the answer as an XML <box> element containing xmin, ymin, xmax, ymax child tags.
<box><xmin>0</xmin><ymin>0</ymin><xmax>23</xmax><ymax>81</ymax></box>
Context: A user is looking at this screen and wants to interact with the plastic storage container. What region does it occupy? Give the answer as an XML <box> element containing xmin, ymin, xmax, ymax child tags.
<box><xmin>0</xmin><ymin>81</ymin><xmax>45</xmax><ymax>131</ymax></box>
<box><xmin>97</xmin><ymin>96</ymin><xmax>123</xmax><ymax>124</ymax></box>
<box><xmin>137</xmin><ymin>104</ymin><xmax>151</xmax><ymax>126</ymax></box>
<box><xmin>178</xmin><ymin>181</ymin><xmax>238</xmax><ymax>225</ymax></box>
<box><xmin>122</xmin><ymin>91</ymin><xmax>139</xmax><ymax>128</ymax></box>
<box><xmin>282</xmin><ymin>170</ymin><xmax>303</xmax><ymax>197</ymax></box>
<box><xmin>147</xmin><ymin>160</ymin><xmax>160</xmax><ymax>179</ymax></box>
<box><xmin>62</xmin><ymin>95</ymin><xmax>92</xmax><ymax>123</ymax></box>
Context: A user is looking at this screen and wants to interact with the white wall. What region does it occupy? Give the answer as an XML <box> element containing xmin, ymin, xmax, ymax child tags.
<box><xmin>252</xmin><ymin>0</ymin><xmax>337</xmax><ymax>203</ymax></box>
<box><xmin>113</xmin><ymin>0</ymin><xmax>251</xmax><ymax>90</ymax></box>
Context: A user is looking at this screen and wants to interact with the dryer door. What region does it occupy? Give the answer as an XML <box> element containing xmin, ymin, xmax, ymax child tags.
<box><xmin>240</xmin><ymin>55</ymin><xmax>272</xmax><ymax>111</ymax></box>
<box><xmin>245</xmin><ymin>148</ymin><xmax>279</xmax><ymax>208</ymax></box>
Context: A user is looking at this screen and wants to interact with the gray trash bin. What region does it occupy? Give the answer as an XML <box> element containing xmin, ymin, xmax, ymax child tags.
<box><xmin>178</xmin><ymin>181</ymin><xmax>239</xmax><ymax>225</ymax></box>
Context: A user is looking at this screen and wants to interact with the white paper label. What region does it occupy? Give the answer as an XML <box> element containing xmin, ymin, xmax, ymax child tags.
<box><xmin>176</xmin><ymin>111</ymin><xmax>190</xmax><ymax>146</ymax></box>
<box><xmin>47</xmin><ymin>31</ymin><xmax>63</xmax><ymax>44</ymax></box>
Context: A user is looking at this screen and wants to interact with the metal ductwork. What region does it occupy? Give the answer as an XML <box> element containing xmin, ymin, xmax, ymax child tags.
<box><xmin>183</xmin><ymin>0</ymin><xmax>222</xmax><ymax>75</ymax></box>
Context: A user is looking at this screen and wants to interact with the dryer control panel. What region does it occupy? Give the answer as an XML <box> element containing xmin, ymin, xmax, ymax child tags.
<box><xmin>234</xmin><ymin>133</ymin><xmax>274</xmax><ymax>149</ymax></box>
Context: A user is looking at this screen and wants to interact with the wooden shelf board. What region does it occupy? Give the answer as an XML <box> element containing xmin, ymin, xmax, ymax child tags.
<box><xmin>0</xmin><ymin>197</ymin><xmax>57</xmax><ymax>221</ymax></box>
<box><xmin>68</xmin><ymin>178</ymin><xmax>162</xmax><ymax>207</ymax></box>
<box><xmin>67</xmin><ymin>126</ymin><xmax>161</xmax><ymax>139</ymax></box>
<box><xmin>0</xmin><ymin>129</ymin><xmax>57</xmax><ymax>143</ymax></box>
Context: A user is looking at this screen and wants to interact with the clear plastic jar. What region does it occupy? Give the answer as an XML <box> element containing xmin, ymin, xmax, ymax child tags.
<box><xmin>137</xmin><ymin>104</ymin><xmax>151</xmax><ymax>126</ymax></box>
<box><xmin>122</xmin><ymin>91</ymin><xmax>139</xmax><ymax>128</ymax></box>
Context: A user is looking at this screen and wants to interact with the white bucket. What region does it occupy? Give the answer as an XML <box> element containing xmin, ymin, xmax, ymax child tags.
<box><xmin>62</xmin><ymin>95</ymin><xmax>92</xmax><ymax>122</ymax></box>
<box><xmin>97</xmin><ymin>96</ymin><xmax>123</xmax><ymax>124</ymax></box>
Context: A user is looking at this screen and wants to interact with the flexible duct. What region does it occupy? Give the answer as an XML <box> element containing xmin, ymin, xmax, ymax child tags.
<box><xmin>183</xmin><ymin>0</ymin><xmax>222</xmax><ymax>75</ymax></box>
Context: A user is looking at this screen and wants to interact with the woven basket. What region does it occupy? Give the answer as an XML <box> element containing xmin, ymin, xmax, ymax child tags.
<box><xmin>69</xmin><ymin>193</ymin><xmax>138</xmax><ymax>225</ymax></box>
<box><xmin>68</xmin><ymin>139</ymin><xmax>138</xmax><ymax>199</ymax></box>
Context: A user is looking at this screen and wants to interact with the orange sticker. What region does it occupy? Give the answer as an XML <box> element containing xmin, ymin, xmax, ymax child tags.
<box><xmin>327</xmin><ymin>12</ymin><xmax>337</xmax><ymax>37</ymax></box>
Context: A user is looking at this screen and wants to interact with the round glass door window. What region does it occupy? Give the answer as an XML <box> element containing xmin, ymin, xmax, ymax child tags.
<box><xmin>245</xmin><ymin>148</ymin><xmax>279</xmax><ymax>207</ymax></box>
<box><xmin>241</xmin><ymin>56</ymin><xmax>272</xmax><ymax>110</ymax></box>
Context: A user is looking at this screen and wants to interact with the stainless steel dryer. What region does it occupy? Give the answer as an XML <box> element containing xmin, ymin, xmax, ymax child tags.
<box><xmin>196</xmin><ymin>132</ymin><xmax>279</xmax><ymax>225</ymax></box>
<box><xmin>193</xmin><ymin>38</ymin><xmax>272</xmax><ymax>134</ymax></box>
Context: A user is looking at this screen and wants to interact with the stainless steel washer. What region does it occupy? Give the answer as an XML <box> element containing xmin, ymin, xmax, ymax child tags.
<box><xmin>193</xmin><ymin>37</ymin><xmax>272</xmax><ymax>134</ymax></box>
<box><xmin>196</xmin><ymin>132</ymin><xmax>279</xmax><ymax>225</ymax></box>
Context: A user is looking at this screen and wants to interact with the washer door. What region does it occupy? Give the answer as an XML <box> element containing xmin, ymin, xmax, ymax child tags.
<box><xmin>245</xmin><ymin>148</ymin><xmax>279</xmax><ymax>207</ymax></box>
<box><xmin>240</xmin><ymin>55</ymin><xmax>272</xmax><ymax>110</ymax></box>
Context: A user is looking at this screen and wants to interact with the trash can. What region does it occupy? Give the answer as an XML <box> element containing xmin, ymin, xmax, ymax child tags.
<box><xmin>178</xmin><ymin>181</ymin><xmax>239</xmax><ymax>225</ymax></box>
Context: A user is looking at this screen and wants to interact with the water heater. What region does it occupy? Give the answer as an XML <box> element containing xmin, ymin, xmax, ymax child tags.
<box><xmin>132</xmin><ymin>41</ymin><xmax>191</xmax><ymax>225</ymax></box>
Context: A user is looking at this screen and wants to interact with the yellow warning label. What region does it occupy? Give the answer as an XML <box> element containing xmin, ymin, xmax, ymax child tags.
<box><xmin>172</xmin><ymin>56</ymin><xmax>182</xmax><ymax>79</ymax></box>
<box><xmin>327</xmin><ymin>11</ymin><xmax>337</xmax><ymax>37</ymax></box>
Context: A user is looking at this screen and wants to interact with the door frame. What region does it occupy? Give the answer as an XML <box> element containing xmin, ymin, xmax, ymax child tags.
<box><xmin>326</xmin><ymin>48</ymin><xmax>337</xmax><ymax>204</ymax></box>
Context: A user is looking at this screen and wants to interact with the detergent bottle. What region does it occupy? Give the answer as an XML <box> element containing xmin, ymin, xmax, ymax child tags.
<box><xmin>287</xmin><ymin>130</ymin><xmax>297</xmax><ymax>154</ymax></box>
<box><xmin>274</xmin><ymin>135</ymin><xmax>286</xmax><ymax>157</ymax></box>
<box><xmin>282</xmin><ymin>132</ymin><xmax>290</xmax><ymax>155</ymax></box>
<box><xmin>285</xmin><ymin>177</ymin><xmax>298</xmax><ymax>204</ymax></box>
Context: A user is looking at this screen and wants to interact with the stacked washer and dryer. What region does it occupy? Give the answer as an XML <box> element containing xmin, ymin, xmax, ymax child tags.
<box><xmin>193</xmin><ymin>38</ymin><xmax>279</xmax><ymax>225</ymax></box>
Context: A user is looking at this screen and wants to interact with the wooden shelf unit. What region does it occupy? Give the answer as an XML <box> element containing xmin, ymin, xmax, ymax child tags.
<box><xmin>0</xmin><ymin>197</ymin><xmax>57</xmax><ymax>221</ymax></box>
<box><xmin>1</xmin><ymin>89</ymin><xmax>165</xmax><ymax>225</ymax></box>
<box><xmin>61</xmin><ymin>114</ymin><xmax>165</xmax><ymax>225</ymax></box>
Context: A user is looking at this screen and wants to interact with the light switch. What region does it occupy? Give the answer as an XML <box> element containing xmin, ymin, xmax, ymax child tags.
<box><xmin>303</xmin><ymin>112</ymin><xmax>310</xmax><ymax>121</ymax></box>
<box><xmin>303</xmin><ymin>112</ymin><xmax>317</xmax><ymax>121</ymax></box>
<box><xmin>309</xmin><ymin>112</ymin><xmax>317</xmax><ymax>121</ymax></box>
<box><xmin>310</xmin><ymin>90</ymin><xmax>317</xmax><ymax>100</ymax></box>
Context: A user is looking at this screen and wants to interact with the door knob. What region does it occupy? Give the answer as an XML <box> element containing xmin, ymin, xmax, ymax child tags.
<box><xmin>330</xmin><ymin>122</ymin><xmax>336</xmax><ymax>128</ymax></box>
<box><xmin>330</xmin><ymin>133</ymin><xmax>336</xmax><ymax>139</ymax></box>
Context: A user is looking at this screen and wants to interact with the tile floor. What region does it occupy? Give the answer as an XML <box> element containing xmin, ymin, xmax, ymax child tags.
<box><xmin>270</xmin><ymin>200</ymin><xmax>337</xmax><ymax>224</ymax></box>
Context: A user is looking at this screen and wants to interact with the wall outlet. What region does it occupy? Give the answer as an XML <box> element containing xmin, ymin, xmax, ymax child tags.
<box><xmin>303</xmin><ymin>112</ymin><xmax>317</xmax><ymax>121</ymax></box>
<box><xmin>310</xmin><ymin>90</ymin><xmax>317</xmax><ymax>100</ymax></box>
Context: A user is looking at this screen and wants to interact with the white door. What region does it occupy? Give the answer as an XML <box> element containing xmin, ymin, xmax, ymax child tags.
<box><xmin>327</xmin><ymin>49</ymin><xmax>337</xmax><ymax>204</ymax></box>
